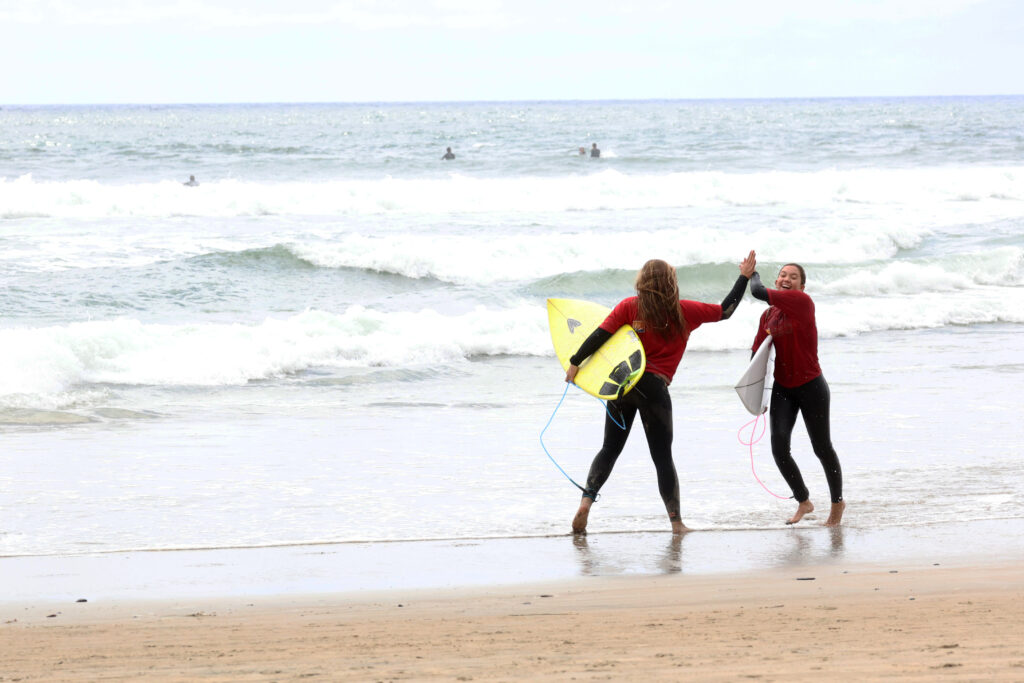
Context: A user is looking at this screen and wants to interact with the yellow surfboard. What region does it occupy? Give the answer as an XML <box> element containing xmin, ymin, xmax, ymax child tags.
<box><xmin>547</xmin><ymin>298</ymin><xmax>646</xmax><ymax>400</ymax></box>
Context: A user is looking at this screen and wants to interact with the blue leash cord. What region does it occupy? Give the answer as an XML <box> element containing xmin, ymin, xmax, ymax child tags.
<box><xmin>539</xmin><ymin>382</ymin><xmax>627</xmax><ymax>495</ymax></box>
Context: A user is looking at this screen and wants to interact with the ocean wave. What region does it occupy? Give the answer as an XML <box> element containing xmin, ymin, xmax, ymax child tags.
<box><xmin>819</xmin><ymin>248</ymin><xmax>1024</xmax><ymax>295</ymax></box>
<box><xmin>189</xmin><ymin>244</ymin><xmax>318</xmax><ymax>270</ymax></box>
<box><xmin>211</xmin><ymin>240</ymin><xmax>1024</xmax><ymax>294</ymax></box>
<box><xmin>529</xmin><ymin>268</ymin><xmax>637</xmax><ymax>297</ymax></box>
<box><xmin>2</xmin><ymin>286</ymin><xmax>1022</xmax><ymax>408</ymax></box>
<box><xmin>3</xmin><ymin>226</ymin><xmax>1016</xmax><ymax>303</ymax></box>
<box><xmin>287</xmin><ymin>222</ymin><xmax>933</xmax><ymax>284</ymax></box>
<box><xmin>813</xmin><ymin>289</ymin><xmax>1024</xmax><ymax>338</ymax></box>
<box><xmin>2</xmin><ymin>165</ymin><xmax>1022</xmax><ymax>219</ymax></box>
<box><xmin>683</xmin><ymin>286</ymin><xmax>1024</xmax><ymax>352</ymax></box>
<box><xmin>0</xmin><ymin>305</ymin><xmax>550</xmax><ymax>406</ymax></box>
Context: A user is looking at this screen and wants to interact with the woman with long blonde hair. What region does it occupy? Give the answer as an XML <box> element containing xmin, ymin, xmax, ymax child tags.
<box><xmin>566</xmin><ymin>251</ymin><xmax>756</xmax><ymax>534</ymax></box>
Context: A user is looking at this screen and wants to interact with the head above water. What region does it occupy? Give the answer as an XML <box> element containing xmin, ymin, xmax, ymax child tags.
<box><xmin>775</xmin><ymin>263</ymin><xmax>806</xmax><ymax>291</ymax></box>
<box><xmin>635</xmin><ymin>259</ymin><xmax>686</xmax><ymax>338</ymax></box>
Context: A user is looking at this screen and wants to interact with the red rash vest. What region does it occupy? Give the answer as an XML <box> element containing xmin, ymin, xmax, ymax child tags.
<box><xmin>752</xmin><ymin>288</ymin><xmax>822</xmax><ymax>388</ymax></box>
<box><xmin>600</xmin><ymin>297</ymin><xmax>722</xmax><ymax>384</ymax></box>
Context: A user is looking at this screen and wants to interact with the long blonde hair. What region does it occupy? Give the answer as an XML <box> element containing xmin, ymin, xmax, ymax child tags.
<box><xmin>635</xmin><ymin>259</ymin><xmax>686</xmax><ymax>339</ymax></box>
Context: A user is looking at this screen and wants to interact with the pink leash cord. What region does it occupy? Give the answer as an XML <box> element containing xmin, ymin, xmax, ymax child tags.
<box><xmin>737</xmin><ymin>413</ymin><xmax>790</xmax><ymax>499</ymax></box>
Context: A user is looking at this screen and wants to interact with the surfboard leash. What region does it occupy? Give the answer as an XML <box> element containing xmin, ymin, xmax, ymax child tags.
<box><xmin>539</xmin><ymin>382</ymin><xmax>626</xmax><ymax>498</ymax></box>
<box><xmin>737</xmin><ymin>413</ymin><xmax>791</xmax><ymax>500</ymax></box>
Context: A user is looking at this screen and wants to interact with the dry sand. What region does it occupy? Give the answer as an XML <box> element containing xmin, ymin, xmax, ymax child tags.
<box><xmin>3</xmin><ymin>560</ymin><xmax>1022</xmax><ymax>681</ymax></box>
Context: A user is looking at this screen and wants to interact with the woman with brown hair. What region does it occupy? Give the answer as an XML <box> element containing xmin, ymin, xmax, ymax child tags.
<box><xmin>749</xmin><ymin>263</ymin><xmax>845</xmax><ymax>527</ymax></box>
<box><xmin>566</xmin><ymin>251</ymin><xmax>757</xmax><ymax>534</ymax></box>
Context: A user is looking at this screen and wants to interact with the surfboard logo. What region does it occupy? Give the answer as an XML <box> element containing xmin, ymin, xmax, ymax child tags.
<box><xmin>566</xmin><ymin>318</ymin><xmax>582</xmax><ymax>334</ymax></box>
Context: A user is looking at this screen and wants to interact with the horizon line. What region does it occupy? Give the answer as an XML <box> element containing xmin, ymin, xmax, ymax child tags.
<box><xmin>3</xmin><ymin>93</ymin><xmax>1023</xmax><ymax>108</ymax></box>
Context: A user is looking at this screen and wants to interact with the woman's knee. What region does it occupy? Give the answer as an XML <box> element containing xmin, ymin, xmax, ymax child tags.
<box><xmin>595</xmin><ymin>444</ymin><xmax>625</xmax><ymax>464</ymax></box>
<box><xmin>770</xmin><ymin>433</ymin><xmax>792</xmax><ymax>457</ymax></box>
<box><xmin>811</xmin><ymin>445</ymin><xmax>840</xmax><ymax>470</ymax></box>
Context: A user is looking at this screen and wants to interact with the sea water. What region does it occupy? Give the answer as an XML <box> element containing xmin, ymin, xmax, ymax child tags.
<box><xmin>1</xmin><ymin>98</ymin><xmax>1023</xmax><ymax>558</ymax></box>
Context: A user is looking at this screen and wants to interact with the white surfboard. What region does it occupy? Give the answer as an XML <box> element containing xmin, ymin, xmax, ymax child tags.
<box><xmin>735</xmin><ymin>335</ymin><xmax>774</xmax><ymax>415</ymax></box>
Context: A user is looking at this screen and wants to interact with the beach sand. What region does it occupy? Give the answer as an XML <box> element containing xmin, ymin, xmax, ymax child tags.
<box><xmin>3</xmin><ymin>537</ymin><xmax>1023</xmax><ymax>681</ymax></box>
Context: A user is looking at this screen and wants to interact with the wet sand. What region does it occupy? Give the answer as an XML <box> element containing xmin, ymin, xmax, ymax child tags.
<box><xmin>3</xmin><ymin>560</ymin><xmax>1023</xmax><ymax>681</ymax></box>
<box><xmin>4</xmin><ymin>518</ymin><xmax>1024</xmax><ymax>680</ymax></box>
<box><xmin>5</xmin><ymin>517</ymin><xmax>1024</xmax><ymax>603</ymax></box>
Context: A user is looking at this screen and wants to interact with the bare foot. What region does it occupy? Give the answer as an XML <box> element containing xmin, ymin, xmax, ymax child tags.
<box><xmin>572</xmin><ymin>497</ymin><xmax>593</xmax><ymax>534</ymax></box>
<box><xmin>823</xmin><ymin>500</ymin><xmax>846</xmax><ymax>527</ymax></box>
<box><xmin>671</xmin><ymin>520</ymin><xmax>691</xmax><ymax>535</ymax></box>
<box><xmin>786</xmin><ymin>500</ymin><xmax>814</xmax><ymax>525</ymax></box>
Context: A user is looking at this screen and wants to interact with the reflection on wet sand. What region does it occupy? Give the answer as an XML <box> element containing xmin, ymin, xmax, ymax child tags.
<box><xmin>775</xmin><ymin>526</ymin><xmax>846</xmax><ymax>568</ymax></box>
<box><xmin>570</xmin><ymin>526</ymin><xmax>845</xmax><ymax>578</ymax></box>
<box><xmin>573</xmin><ymin>532</ymin><xmax>685</xmax><ymax>576</ymax></box>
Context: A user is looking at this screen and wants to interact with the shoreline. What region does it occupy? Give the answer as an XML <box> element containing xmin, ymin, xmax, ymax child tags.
<box><xmin>4</xmin><ymin>519</ymin><xmax>1024</xmax><ymax>680</ymax></box>
<box><xmin>4</xmin><ymin>560</ymin><xmax>1023</xmax><ymax>681</ymax></box>
<box><xmin>4</xmin><ymin>517</ymin><xmax>1023</xmax><ymax>606</ymax></box>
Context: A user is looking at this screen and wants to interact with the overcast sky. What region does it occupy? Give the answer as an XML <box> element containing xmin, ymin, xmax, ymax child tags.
<box><xmin>2</xmin><ymin>0</ymin><xmax>1021</xmax><ymax>104</ymax></box>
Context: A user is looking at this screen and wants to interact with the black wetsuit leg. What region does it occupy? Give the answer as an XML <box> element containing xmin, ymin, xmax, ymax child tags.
<box><xmin>769</xmin><ymin>375</ymin><xmax>843</xmax><ymax>504</ymax></box>
<box><xmin>769</xmin><ymin>382</ymin><xmax>809</xmax><ymax>502</ymax></box>
<box><xmin>636</xmin><ymin>377</ymin><xmax>680</xmax><ymax>521</ymax></box>
<box><xmin>583</xmin><ymin>394</ymin><xmax>639</xmax><ymax>498</ymax></box>
<box><xmin>583</xmin><ymin>374</ymin><xmax>681</xmax><ymax>520</ymax></box>
<box><xmin>798</xmin><ymin>376</ymin><xmax>843</xmax><ymax>503</ymax></box>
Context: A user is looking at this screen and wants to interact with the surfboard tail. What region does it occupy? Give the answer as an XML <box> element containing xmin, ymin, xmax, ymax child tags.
<box><xmin>547</xmin><ymin>298</ymin><xmax>646</xmax><ymax>400</ymax></box>
<box><xmin>735</xmin><ymin>335</ymin><xmax>774</xmax><ymax>415</ymax></box>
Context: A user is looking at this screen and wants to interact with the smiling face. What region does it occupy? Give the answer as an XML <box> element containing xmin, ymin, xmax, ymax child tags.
<box><xmin>775</xmin><ymin>264</ymin><xmax>806</xmax><ymax>291</ymax></box>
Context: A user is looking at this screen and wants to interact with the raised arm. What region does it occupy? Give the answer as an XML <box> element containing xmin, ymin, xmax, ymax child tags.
<box><xmin>721</xmin><ymin>250</ymin><xmax>756</xmax><ymax>320</ymax></box>
<box><xmin>749</xmin><ymin>271</ymin><xmax>770</xmax><ymax>302</ymax></box>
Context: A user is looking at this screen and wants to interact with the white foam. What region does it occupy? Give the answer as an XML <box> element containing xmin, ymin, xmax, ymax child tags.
<box><xmin>821</xmin><ymin>247</ymin><xmax>1024</xmax><ymax>295</ymax></box>
<box><xmin>0</xmin><ymin>217</ymin><xmax>934</xmax><ymax>279</ymax></box>
<box><xmin>0</xmin><ymin>304</ymin><xmax>550</xmax><ymax>407</ymax></box>
<box><xmin>817</xmin><ymin>289</ymin><xmax>1024</xmax><ymax>337</ymax></box>
<box><xmin>3</xmin><ymin>164</ymin><xmax>1022</xmax><ymax>219</ymax></box>
<box><xmin>287</xmin><ymin>220</ymin><xmax>935</xmax><ymax>284</ymax></box>
<box><xmin>3</xmin><ymin>281</ymin><xmax>1021</xmax><ymax>409</ymax></box>
<box><xmin>659</xmin><ymin>284</ymin><xmax>1024</xmax><ymax>353</ymax></box>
